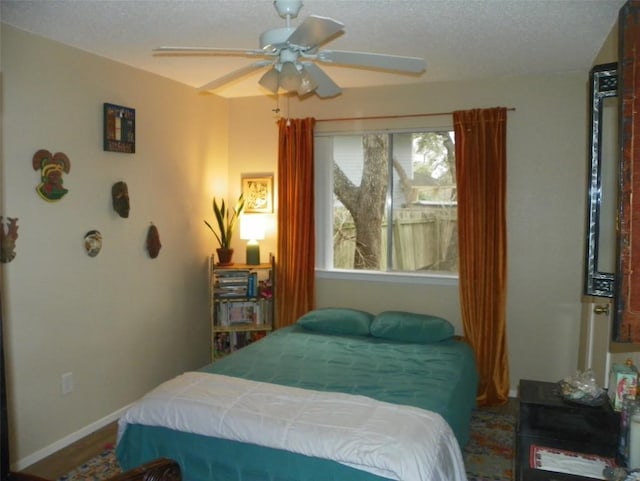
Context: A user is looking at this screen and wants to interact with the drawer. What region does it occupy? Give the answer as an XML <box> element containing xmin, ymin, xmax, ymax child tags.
<box><xmin>519</xmin><ymin>402</ymin><xmax>619</xmax><ymax>448</ymax></box>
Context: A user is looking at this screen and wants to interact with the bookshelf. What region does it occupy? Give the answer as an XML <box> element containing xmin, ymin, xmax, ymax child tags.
<box><xmin>209</xmin><ymin>256</ymin><xmax>275</xmax><ymax>360</ymax></box>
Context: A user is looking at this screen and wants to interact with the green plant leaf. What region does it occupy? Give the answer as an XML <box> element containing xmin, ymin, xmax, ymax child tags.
<box><xmin>206</xmin><ymin>194</ymin><xmax>245</xmax><ymax>249</ymax></box>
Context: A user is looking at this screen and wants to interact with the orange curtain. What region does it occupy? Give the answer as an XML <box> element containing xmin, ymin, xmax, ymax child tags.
<box><xmin>275</xmin><ymin>117</ymin><xmax>316</xmax><ymax>328</ymax></box>
<box><xmin>453</xmin><ymin>107</ymin><xmax>509</xmax><ymax>406</ymax></box>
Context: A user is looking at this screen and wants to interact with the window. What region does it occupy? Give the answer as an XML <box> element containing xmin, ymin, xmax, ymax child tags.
<box><xmin>315</xmin><ymin>130</ymin><xmax>457</xmax><ymax>276</ymax></box>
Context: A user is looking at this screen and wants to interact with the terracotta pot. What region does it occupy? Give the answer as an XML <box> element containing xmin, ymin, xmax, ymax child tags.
<box><xmin>216</xmin><ymin>248</ymin><xmax>234</xmax><ymax>266</ymax></box>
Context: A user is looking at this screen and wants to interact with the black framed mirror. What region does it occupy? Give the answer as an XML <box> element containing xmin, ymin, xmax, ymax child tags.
<box><xmin>584</xmin><ymin>62</ymin><xmax>618</xmax><ymax>298</ymax></box>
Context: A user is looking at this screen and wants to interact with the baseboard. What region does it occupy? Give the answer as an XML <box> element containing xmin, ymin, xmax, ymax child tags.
<box><xmin>13</xmin><ymin>403</ymin><xmax>133</xmax><ymax>471</ymax></box>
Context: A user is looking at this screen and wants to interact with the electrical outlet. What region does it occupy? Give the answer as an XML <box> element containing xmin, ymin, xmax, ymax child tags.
<box><xmin>61</xmin><ymin>372</ymin><xmax>73</xmax><ymax>395</ymax></box>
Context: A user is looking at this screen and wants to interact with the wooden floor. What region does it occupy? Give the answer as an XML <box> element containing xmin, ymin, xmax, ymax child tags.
<box><xmin>19</xmin><ymin>422</ymin><xmax>118</xmax><ymax>481</ymax></box>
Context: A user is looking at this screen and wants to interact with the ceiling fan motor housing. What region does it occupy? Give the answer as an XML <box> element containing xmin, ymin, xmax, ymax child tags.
<box><xmin>273</xmin><ymin>0</ymin><xmax>303</xmax><ymax>19</ymax></box>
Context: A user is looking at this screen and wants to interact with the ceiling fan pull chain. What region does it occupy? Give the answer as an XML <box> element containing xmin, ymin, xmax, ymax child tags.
<box><xmin>286</xmin><ymin>95</ymin><xmax>291</xmax><ymax>126</ymax></box>
<box><xmin>272</xmin><ymin>94</ymin><xmax>281</xmax><ymax>116</ymax></box>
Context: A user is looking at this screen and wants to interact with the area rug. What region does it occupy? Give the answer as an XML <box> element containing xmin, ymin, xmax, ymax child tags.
<box><xmin>464</xmin><ymin>410</ymin><xmax>515</xmax><ymax>481</ymax></box>
<box><xmin>58</xmin><ymin>410</ymin><xmax>515</xmax><ymax>481</ymax></box>
<box><xmin>57</xmin><ymin>444</ymin><xmax>120</xmax><ymax>481</ymax></box>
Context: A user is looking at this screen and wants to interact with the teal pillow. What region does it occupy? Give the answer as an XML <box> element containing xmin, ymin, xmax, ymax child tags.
<box><xmin>296</xmin><ymin>308</ymin><xmax>373</xmax><ymax>336</ymax></box>
<box><xmin>370</xmin><ymin>310</ymin><xmax>454</xmax><ymax>343</ymax></box>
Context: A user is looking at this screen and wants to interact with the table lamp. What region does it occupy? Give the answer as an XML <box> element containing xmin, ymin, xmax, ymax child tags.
<box><xmin>240</xmin><ymin>215</ymin><xmax>265</xmax><ymax>265</ymax></box>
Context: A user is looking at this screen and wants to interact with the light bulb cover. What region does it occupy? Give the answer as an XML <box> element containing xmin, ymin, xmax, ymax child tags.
<box><xmin>259</xmin><ymin>67</ymin><xmax>280</xmax><ymax>93</ymax></box>
<box><xmin>298</xmin><ymin>66</ymin><xmax>318</xmax><ymax>95</ymax></box>
<box><xmin>279</xmin><ymin>62</ymin><xmax>301</xmax><ymax>91</ymax></box>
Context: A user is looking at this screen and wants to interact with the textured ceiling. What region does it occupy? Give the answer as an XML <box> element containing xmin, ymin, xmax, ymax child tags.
<box><xmin>1</xmin><ymin>0</ymin><xmax>625</xmax><ymax>98</ymax></box>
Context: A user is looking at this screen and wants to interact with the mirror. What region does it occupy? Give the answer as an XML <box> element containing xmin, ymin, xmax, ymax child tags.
<box><xmin>584</xmin><ymin>62</ymin><xmax>617</xmax><ymax>298</ymax></box>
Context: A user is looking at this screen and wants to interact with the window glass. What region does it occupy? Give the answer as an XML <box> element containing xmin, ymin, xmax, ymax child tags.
<box><xmin>315</xmin><ymin>130</ymin><xmax>457</xmax><ymax>275</ymax></box>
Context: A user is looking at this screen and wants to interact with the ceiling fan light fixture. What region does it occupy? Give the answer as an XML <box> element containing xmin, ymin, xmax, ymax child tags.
<box><xmin>279</xmin><ymin>62</ymin><xmax>302</xmax><ymax>91</ymax></box>
<box><xmin>297</xmin><ymin>66</ymin><xmax>318</xmax><ymax>95</ymax></box>
<box><xmin>258</xmin><ymin>67</ymin><xmax>280</xmax><ymax>93</ymax></box>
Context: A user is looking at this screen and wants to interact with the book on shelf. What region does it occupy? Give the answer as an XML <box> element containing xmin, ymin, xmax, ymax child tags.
<box><xmin>216</xmin><ymin>303</ymin><xmax>229</xmax><ymax>326</ymax></box>
<box><xmin>214</xmin><ymin>332</ymin><xmax>231</xmax><ymax>356</ymax></box>
<box><xmin>213</xmin><ymin>331</ymin><xmax>268</xmax><ymax>358</ymax></box>
<box><xmin>215</xmin><ymin>271</ymin><xmax>267</xmax><ymax>299</ymax></box>
<box><xmin>216</xmin><ymin>299</ymin><xmax>272</xmax><ymax>326</ymax></box>
<box><xmin>261</xmin><ymin>298</ymin><xmax>272</xmax><ymax>325</ymax></box>
<box><xmin>217</xmin><ymin>277</ymin><xmax>249</xmax><ymax>286</ymax></box>
<box><xmin>247</xmin><ymin>272</ymin><xmax>256</xmax><ymax>297</ymax></box>
<box><xmin>216</xmin><ymin>269</ymin><xmax>251</xmax><ymax>277</ymax></box>
<box><xmin>215</xmin><ymin>286</ymin><xmax>248</xmax><ymax>297</ymax></box>
<box><xmin>228</xmin><ymin>301</ymin><xmax>255</xmax><ymax>324</ymax></box>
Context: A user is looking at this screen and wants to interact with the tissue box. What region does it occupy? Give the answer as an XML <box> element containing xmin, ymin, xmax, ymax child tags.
<box><xmin>608</xmin><ymin>362</ymin><xmax>638</xmax><ymax>411</ymax></box>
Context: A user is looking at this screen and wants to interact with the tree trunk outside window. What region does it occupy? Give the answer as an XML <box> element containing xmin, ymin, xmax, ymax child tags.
<box><xmin>334</xmin><ymin>134</ymin><xmax>388</xmax><ymax>269</ymax></box>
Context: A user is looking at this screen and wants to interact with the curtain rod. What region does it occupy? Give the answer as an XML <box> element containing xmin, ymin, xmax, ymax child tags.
<box><xmin>315</xmin><ymin>107</ymin><xmax>516</xmax><ymax>123</ymax></box>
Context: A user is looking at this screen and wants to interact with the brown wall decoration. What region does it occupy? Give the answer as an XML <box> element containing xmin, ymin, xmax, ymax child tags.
<box><xmin>112</xmin><ymin>181</ymin><xmax>130</xmax><ymax>218</ymax></box>
<box><xmin>614</xmin><ymin>0</ymin><xmax>640</xmax><ymax>342</ymax></box>
<box><xmin>146</xmin><ymin>224</ymin><xmax>161</xmax><ymax>259</ymax></box>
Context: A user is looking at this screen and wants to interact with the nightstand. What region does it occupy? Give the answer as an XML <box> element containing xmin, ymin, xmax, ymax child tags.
<box><xmin>516</xmin><ymin>379</ymin><xmax>620</xmax><ymax>481</ymax></box>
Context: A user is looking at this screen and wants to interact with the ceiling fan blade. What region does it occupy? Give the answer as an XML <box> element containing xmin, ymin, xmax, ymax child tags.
<box><xmin>287</xmin><ymin>15</ymin><xmax>344</xmax><ymax>49</ymax></box>
<box><xmin>317</xmin><ymin>50</ymin><xmax>426</xmax><ymax>73</ymax></box>
<box><xmin>154</xmin><ymin>46</ymin><xmax>266</xmax><ymax>57</ymax></box>
<box><xmin>301</xmin><ymin>63</ymin><xmax>341</xmax><ymax>98</ymax></box>
<box><xmin>199</xmin><ymin>61</ymin><xmax>272</xmax><ymax>91</ymax></box>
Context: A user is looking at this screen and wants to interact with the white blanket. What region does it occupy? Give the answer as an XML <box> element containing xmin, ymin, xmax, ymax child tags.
<box><xmin>118</xmin><ymin>372</ymin><xmax>467</xmax><ymax>481</ymax></box>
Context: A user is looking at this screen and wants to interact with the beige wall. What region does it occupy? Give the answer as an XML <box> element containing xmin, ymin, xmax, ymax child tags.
<box><xmin>1</xmin><ymin>19</ymin><xmax>600</xmax><ymax>469</ymax></box>
<box><xmin>1</xmin><ymin>25</ymin><xmax>230</xmax><ymax>466</ymax></box>
<box><xmin>227</xmin><ymin>73</ymin><xmax>589</xmax><ymax>393</ymax></box>
<box><xmin>594</xmin><ymin>23</ymin><xmax>618</xmax><ymax>65</ymax></box>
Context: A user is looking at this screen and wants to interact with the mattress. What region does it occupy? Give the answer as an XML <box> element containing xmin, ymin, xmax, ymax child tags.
<box><xmin>117</xmin><ymin>324</ymin><xmax>478</xmax><ymax>481</ymax></box>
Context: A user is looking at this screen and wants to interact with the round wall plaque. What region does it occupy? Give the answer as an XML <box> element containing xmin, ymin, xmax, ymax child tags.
<box><xmin>84</xmin><ymin>230</ymin><xmax>102</xmax><ymax>257</ymax></box>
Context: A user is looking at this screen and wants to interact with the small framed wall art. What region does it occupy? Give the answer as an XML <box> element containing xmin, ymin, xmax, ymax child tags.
<box><xmin>103</xmin><ymin>103</ymin><xmax>135</xmax><ymax>153</ymax></box>
<box><xmin>242</xmin><ymin>174</ymin><xmax>273</xmax><ymax>213</ymax></box>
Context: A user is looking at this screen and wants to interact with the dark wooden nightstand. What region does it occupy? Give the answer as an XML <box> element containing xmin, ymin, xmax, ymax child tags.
<box><xmin>516</xmin><ymin>379</ymin><xmax>620</xmax><ymax>481</ymax></box>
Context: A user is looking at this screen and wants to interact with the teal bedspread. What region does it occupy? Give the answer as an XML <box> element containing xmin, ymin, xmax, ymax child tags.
<box><xmin>117</xmin><ymin>325</ymin><xmax>478</xmax><ymax>481</ymax></box>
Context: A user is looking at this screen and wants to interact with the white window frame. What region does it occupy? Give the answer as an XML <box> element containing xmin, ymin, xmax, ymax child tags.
<box><xmin>314</xmin><ymin>127</ymin><xmax>459</xmax><ymax>286</ymax></box>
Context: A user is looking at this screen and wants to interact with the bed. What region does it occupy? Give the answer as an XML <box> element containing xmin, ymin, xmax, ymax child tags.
<box><xmin>116</xmin><ymin>308</ymin><xmax>479</xmax><ymax>481</ymax></box>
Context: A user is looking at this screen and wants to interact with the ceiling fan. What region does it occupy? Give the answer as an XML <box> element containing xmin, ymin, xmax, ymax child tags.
<box><xmin>154</xmin><ymin>0</ymin><xmax>426</xmax><ymax>98</ymax></box>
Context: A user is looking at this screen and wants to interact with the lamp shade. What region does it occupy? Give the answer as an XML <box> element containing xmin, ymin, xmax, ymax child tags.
<box><xmin>240</xmin><ymin>216</ymin><xmax>265</xmax><ymax>265</ymax></box>
<box><xmin>240</xmin><ymin>215</ymin><xmax>266</xmax><ymax>241</ymax></box>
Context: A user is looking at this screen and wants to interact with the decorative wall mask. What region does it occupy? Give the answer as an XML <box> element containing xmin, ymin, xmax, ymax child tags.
<box><xmin>146</xmin><ymin>223</ymin><xmax>161</xmax><ymax>259</ymax></box>
<box><xmin>32</xmin><ymin>149</ymin><xmax>71</xmax><ymax>201</ymax></box>
<box><xmin>0</xmin><ymin>217</ymin><xmax>19</xmax><ymax>263</ymax></box>
<box><xmin>111</xmin><ymin>181</ymin><xmax>130</xmax><ymax>218</ymax></box>
<box><xmin>83</xmin><ymin>230</ymin><xmax>102</xmax><ymax>257</ymax></box>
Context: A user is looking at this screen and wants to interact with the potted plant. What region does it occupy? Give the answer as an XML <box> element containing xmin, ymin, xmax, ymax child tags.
<box><xmin>204</xmin><ymin>194</ymin><xmax>245</xmax><ymax>265</ymax></box>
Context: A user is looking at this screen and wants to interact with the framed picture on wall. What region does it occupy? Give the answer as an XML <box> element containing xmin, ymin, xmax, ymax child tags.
<box><xmin>103</xmin><ymin>103</ymin><xmax>136</xmax><ymax>153</ymax></box>
<box><xmin>242</xmin><ymin>174</ymin><xmax>273</xmax><ymax>213</ymax></box>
